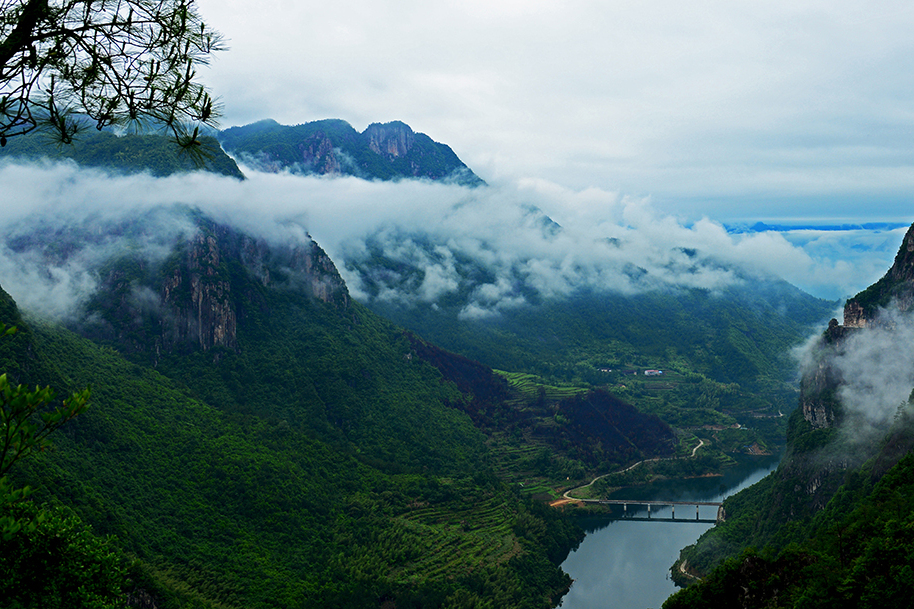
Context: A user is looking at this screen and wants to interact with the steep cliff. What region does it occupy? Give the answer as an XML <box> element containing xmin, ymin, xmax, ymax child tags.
<box><xmin>665</xmin><ymin>223</ymin><xmax>914</xmax><ymax>607</ymax></box>
<box><xmin>844</xmin><ymin>222</ymin><xmax>914</xmax><ymax>325</ymax></box>
<box><xmin>218</xmin><ymin>118</ymin><xmax>486</xmax><ymax>186</ymax></box>
<box><xmin>798</xmin><ymin>224</ymin><xmax>914</xmax><ymax>432</ymax></box>
<box><xmin>66</xmin><ymin>210</ymin><xmax>351</xmax><ymax>361</ymax></box>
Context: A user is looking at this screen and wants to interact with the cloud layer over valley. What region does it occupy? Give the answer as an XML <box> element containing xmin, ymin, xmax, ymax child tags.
<box><xmin>0</xmin><ymin>159</ymin><xmax>903</xmax><ymax>322</ymax></box>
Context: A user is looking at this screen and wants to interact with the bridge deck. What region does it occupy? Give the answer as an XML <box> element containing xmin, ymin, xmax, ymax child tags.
<box><xmin>583</xmin><ymin>499</ymin><xmax>723</xmax><ymax>507</ymax></box>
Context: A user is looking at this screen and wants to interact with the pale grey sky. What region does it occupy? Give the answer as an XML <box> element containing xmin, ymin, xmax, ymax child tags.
<box><xmin>196</xmin><ymin>0</ymin><xmax>914</xmax><ymax>224</ymax></box>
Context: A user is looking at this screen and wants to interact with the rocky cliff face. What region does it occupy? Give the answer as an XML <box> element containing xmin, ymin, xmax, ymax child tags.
<box><xmin>83</xmin><ymin>213</ymin><xmax>350</xmax><ymax>361</ymax></box>
<box><xmin>364</xmin><ymin>121</ymin><xmax>415</xmax><ymax>158</ymax></box>
<box><xmin>792</xmin><ymin>222</ymin><xmax>914</xmax><ymax>494</ymax></box>
<box><xmin>843</xmin><ymin>223</ymin><xmax>914</xmax><ymax>325</ymax></box>
<box><xmin>798</xmin><ymin>225</ymin><xmax>914</xmax><ymax>427</ymax></box>
<box><xmin>298</xmin><ymin>133</ymin><xmax>343</xmax><ymax>175</ymax></box>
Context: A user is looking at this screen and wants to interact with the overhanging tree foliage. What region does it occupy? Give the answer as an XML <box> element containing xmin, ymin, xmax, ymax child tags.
<box><xmin>0</xmin><ymin>324</ymin><xmax>89</xmax><ymax>479</ymax></box>
<box><xmin>0</xmin><ymin>0</ymin><xmax>223</xmax><ymax>148</ymax></box>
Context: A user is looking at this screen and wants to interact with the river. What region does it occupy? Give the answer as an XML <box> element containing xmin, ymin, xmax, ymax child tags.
<box><xmin>558</xmin><ymin>455</ymin><xmax>780</xmax><ymax>609</ymax></box>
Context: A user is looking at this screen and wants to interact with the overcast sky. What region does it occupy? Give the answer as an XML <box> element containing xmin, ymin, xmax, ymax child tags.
<box><xmin>195</xmin><ymin>0</ymin><xmax>914</xmax><ymax>224</ymax></box>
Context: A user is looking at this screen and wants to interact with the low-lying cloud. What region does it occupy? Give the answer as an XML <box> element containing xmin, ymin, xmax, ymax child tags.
<box><xmin>0</xmin><ymin>159</ymin><xmax>898</xmax><ymax>323</ymax></box>
<box><xmin>795</xmin><ymin>308</ymin><xmax>914</xmax><ymax>449</ymax></box>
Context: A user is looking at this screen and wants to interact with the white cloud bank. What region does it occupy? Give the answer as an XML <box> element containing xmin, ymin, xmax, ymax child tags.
<box><xmin>0</xmin><ymin>160</ymin><xmax>902</xmax><ymax>322</ymax></box>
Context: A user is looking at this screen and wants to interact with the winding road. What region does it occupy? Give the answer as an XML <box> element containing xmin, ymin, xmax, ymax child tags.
<box><xmin>560</xmin><ymin>439</ymin><xmax>706</xmax><ymax>501</ymax></box>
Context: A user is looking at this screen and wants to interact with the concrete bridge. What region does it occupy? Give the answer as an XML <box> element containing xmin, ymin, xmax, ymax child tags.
<box><xmin>580</xmin><ymin>499</ymin><xmax>726</xmax><ymax>523</ymax></box>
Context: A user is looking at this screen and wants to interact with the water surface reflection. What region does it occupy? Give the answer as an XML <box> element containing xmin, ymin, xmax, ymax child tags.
<box><xmin>560</xmin><ymin>456</ymin><xmax>779</xmax><ymax>609</ymax></box>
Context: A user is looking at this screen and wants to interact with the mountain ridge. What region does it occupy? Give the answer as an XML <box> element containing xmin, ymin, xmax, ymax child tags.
<box><xmin>218</xmin><ymin>118</ymin><xmax>486</xmax><ymax>185</ymax></box>
<box><xmin>664</xmin><ymin>221</ymin><xmax>914</xmax><ymax>608</ymax></box>
<box><xmin>0</xmin><ymin>205</ymin><xmax>601</xmax><ymax>608</ymax></box>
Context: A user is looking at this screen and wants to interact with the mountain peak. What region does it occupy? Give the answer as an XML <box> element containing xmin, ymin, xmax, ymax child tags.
<box><xmin>218</xmin><ymin>118</ymin><xmax>485</xmax><ymax>186</ymax></box>
<box><xmin>364</xmin><ymin>121</ymin><xmax>415</xmax><ymax>158</ymax></box>
<box><xmin>844</xmin><ymin>221</ymin><xmax>914</xmax><ymax>327</ymax></box>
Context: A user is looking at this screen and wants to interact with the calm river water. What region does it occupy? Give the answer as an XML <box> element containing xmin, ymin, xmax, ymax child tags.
<box><xmin>559</xmin><ymin>456</ymin><xmax>780</xmax><ymax>609</ymax></box>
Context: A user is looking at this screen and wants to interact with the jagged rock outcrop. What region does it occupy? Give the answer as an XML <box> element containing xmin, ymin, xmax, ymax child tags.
<box><xmin>800</xmin><ymin>223</ymin><xmax>914</xmax><ymax>429</ymax></box>
<box><xmin>843</xmin><ymin>223</ymin><xmax>914</xmax><ymax>324</ymax></box>
<box><xmin>364</xmin><ymin>121</ymin><xmax>414</xmax><ymax>158</ymax></box>
<box><xmin>299</xmin><ymin>133</ymin><xmax>343</xmax><ymax>175</ymax></box>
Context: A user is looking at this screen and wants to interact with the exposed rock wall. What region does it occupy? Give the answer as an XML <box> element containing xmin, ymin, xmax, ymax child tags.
<box><xmin>364</xmin><ymin>121</ymin><xmax>415</xmax><ymax>158</ymax></box>
<box><xmin>85</xmin><ymin>214</ymin><xmax>350</xmax><ymax>359</ymax></box>
<box><xmin>843</xmin><ymin>223</ymin><xmax>914</xmax><ymax>323</ymax></box>
<box><xmin>299</xmin><ymin>134</ymin><xmax>342</xmax><ymax>175</ymax></box>
<box><xmin>161</xmin><ymin>230</ymin><xmax>238</xmax><ymax>352</ymax></box>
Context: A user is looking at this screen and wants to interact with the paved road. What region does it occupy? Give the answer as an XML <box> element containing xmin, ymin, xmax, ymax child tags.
<box><xmin>562</xmin><ymin>438</ymin><xmax>706</xmax><ymax>501</ymax></box>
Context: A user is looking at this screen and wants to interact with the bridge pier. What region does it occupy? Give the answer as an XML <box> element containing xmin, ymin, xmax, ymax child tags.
<box><xmin>696</xmin><ymin>505</ymin><xmax>700</xmax><ymax>521</ymax></box>
<box><xmin>671</xmin><ymin>505</ymin><xmax>675</xmax><ymax>519</ymax></box>
<box><xmin>647</xmin><ymin>504</ymin><xmax>651</xmax><ymax>519</ymax></box>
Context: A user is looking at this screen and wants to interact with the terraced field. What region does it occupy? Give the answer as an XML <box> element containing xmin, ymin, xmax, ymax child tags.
<box><xmin>388</xmin><ymin>493</ymin><xmax>521</xmax><ymax>581</ymax></box>
<box><xmin>494</xmin><ymin>371</ymin><xmax>587</xmax><ymax>403</ymax></box>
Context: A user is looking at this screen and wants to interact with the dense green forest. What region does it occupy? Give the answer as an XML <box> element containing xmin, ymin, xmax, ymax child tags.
<box><xmin>0</xmin><ymin>214</ymin><xmax>584</xmax><ymax>608</ymax></box>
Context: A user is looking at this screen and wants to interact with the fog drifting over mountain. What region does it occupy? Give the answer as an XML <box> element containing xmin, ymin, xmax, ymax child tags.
<box><xmin>0</xmin><ymin>159</ymin><xmax>901</xmax><ymax>321</ymax></box>
<box><xmin>793</xmin><ymin>308</ymin><xmax>914</xmax><ymax>452</ymax></box>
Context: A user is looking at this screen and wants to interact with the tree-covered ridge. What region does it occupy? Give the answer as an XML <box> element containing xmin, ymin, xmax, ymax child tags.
<box><xmin>664</xmin><ymin>222</ymin><xmax>914</xmax><ymax>607</ymax></box>
<box><xmin>359</xmin><ymin>260</ymin><xmax>835</xmax><ymax>452</ymax></box>
<box><xmin>0</xmin><ymin>129</ymin><xmax>244</xmax><ymax>178</ymax></box>
<box><xmin>218</xmin><ymin>118</ymin><xmax>485</xmax><ymax>186</ymax></box>
<box><xmin>0</xmin><ymin>207</ymin><xmax>584</xmax><ymax>607</ymax></box>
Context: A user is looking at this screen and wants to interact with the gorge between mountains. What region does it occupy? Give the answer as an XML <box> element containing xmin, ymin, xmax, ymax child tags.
<box><xmin>0</xmin><ymin>124</ymin><xmax>908</xmax><ymax>609</ymax></box>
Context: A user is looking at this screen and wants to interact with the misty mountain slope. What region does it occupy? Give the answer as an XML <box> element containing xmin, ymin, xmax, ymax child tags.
<box><xmin>0</xmin><ymin>212</ymin><xmax>585</xmax><ymax>608</ymax></box>
<box><xmin>218</xmin><ymin>118</ymin><xmax>485</xmax><ymax>185</ymax></box>
<box><xmin>665</xmin><ymin>222</ymin><xmax>914</xmax><ymax>606</ymax></box>
<box><xmin>345</xmin><ymin>222</ymin><xmax>836</xmax><ymax>449</ymax></box>
<box><xmin>0</xmin><ymin>129</ymin><xmax>244</xmax><ymax>178</ymax></box>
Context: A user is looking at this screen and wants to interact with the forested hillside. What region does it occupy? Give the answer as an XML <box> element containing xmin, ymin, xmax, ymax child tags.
<box><xmin>664</xmin><ymin>222</ymin><xmax>914</xmax><ymax>608</ymax></box>
<box><xmin>349</xmin><ymin>232</ymin><xmax>836</xmax><ymax>453</ymax></box>
<box><xmin>0</xmin><ymin>211</ymin><xmax>583</xmax><ymax>608</ymax></box>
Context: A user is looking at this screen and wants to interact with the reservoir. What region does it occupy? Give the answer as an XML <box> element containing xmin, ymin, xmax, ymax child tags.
<box><xmin>559</xmin><ymin>456</ymin><xmax>780</xmax><ymax>609</ymax></box>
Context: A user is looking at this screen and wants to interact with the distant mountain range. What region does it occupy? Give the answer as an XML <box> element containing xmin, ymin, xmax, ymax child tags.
<box><xmin>218</xmin><ymin>118</ymin><xmax>486</xmax><ymax>186</ymax></box>
<box><xmin>0</xmin><ymin>118</ymin><xmax>485</xmax><ymax>186</ymax></box>
<box><xmin>726</xmin><ymin>221</ymin><xmax>910</xmax><ymax>233</ymax></box>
